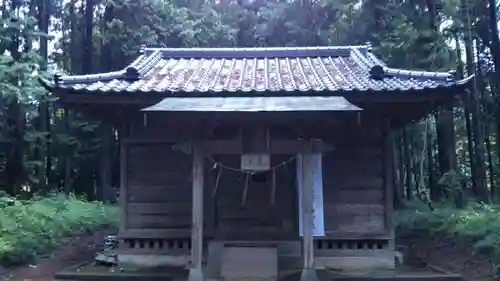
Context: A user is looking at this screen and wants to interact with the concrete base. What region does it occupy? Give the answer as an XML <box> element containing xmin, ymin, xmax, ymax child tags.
<box><xmin>117</xmin><ymin>248</ymin><xmax>399</xmax><ymax>276</ymax></box>
<box><xmin>316</xmin><ymin>252</ymin><xmax>397</xmax><ymax>272</ymax></box>
<box><xmin>188</xmin><ymin>268</ymin><xmax>204</xmax><ymax>281</ymax></box>
<box><xmin>300</xmin><ymin>269</ymin><xmax>319</xmax><ymax>281</ymax></box>
<box><xmin>205</xmin><ymin>240</ymin><xmax>398</xmax><ymax>276</ymax></box>
<box><xmin>221</xmin><ymin>246</ymin><xmax>278</xmax><ymax>279</ymax></box>
<box><xmin>117</xmin><ymin>254</ymin><xmax>190</xmax><ymax>270</ymax></box>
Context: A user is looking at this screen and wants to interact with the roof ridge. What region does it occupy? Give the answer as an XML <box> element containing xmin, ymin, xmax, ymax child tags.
<box><xmin>142</xmin><ymin>45</ymin><xmax>370</xmax><ymax>59</ymax></box>
<box><xmin>53</xmin><ymin>70</ymin><xmax>126</xmax><ymax>85</ymax></box>
<box><xmin>361</xmin><ymin>52</ymin><xmax>456</xmax><ymax>81</ymax></box>
<box><xmin>52</xmin><ymin>45</ymin><xmax>371</xmax><ymax>85</ymax></box>
<box><xmin>52</xmin><ymin>53</ymin><xmax>151</xmax><ymax>85</ymax></box>
<box><xmin>383</xmin><ymin>67</ymin><xmax>456</xmax><ymax>81</ymax></box>
<box><xmin>124</xmin><ymin>50</ymin><xmax>162</xmax><ymax>80</ymax></box>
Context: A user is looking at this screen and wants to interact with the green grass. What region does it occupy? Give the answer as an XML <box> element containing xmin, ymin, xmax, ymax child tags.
<box><xmin>396</xmin><ymin>202</ymin><xmax>500</xmax><ymax>273</ymax></box>
<box><xmin>0</xmin><ymin>192</ymin><xmax>118</xmax><ymax>265</ymax></box>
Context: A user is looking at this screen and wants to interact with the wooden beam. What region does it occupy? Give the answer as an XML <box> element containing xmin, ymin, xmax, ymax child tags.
<box><xmin>55</xmin><ymin>86</ymin><xmax>466</xmax><ymax>105</ymax></box>
<box><xmin>299</xmin><ymin>152</ymin><xmax>319</xmax><ymax>281</ymax></box>
<box><xmin>57</xmin><ymin>91</ymin><xmax>162</xmax><ymax>105</ymax></box>
<box><xmin>117</xmin><ymin>229</ymin><xmax>191</xmax><ymax>239</ymax></box>
<box><xmin>241</xmin><ymin>125</ymin><xmax>269</xmax><ymax>153</ymax></box>
<box><xmin>188</xmin><ymin>146</ymin><xmax>205</xmax><ymax>281</ymax></box>
<box><xmin>171</xmin><ymin>139</ymin><xmax>332</xmax><ymax>155</ymax></box>
<box><xmin>322</xmin><ymin>232</ymin><xmax>393</xmax><ymax>240</ymax></box>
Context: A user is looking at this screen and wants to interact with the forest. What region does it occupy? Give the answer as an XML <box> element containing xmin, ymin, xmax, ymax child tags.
<box><xmin>1</xmin><ymin>0</ymin><xmax>500</xmax><ymax>280</ymax></box>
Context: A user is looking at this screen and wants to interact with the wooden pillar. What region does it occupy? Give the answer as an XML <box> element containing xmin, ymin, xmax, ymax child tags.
<box><xmin>189</xmin><ymin>146</ymin><xmax>205</xmax><ymax>281</ymax></box>
<box><xmin>119</xmin><ymin>124</ymin><xmax>128</xmax><ymax>233</ymax></box>
<box><xmin>382</xmin><ymin>119</ymin><xmax>395</xmax><ymax>251</ymax></box>
<box><xmin>300</xmin><ymin>150</ymin><xmax>319</xmax><ymax>281</ymax></box>
<box><xmin>99</xmin><ymin>123</ymin><xmax>113</xmax><ymax>202</ymax></box>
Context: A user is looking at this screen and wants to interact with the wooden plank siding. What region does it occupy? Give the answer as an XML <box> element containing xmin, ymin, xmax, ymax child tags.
<box><xmin>124</xmin><ymin>143</ymin><xmax>196</xmax><ymax>236</ymax></box>
<box><xmin>120</xmin><ymin>116</ymin><xmax>389</xmax><ymax>242</ymax></box>
<box><xmin>322</xmin><ymin>124</ymin><xmax>386</xmax><ymax>237</ymax></box>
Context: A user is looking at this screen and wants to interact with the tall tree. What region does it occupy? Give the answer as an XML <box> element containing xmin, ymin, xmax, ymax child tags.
<box><xmin>461</xmin><ymin>0</ymin><xmax>490</xmax><ymax>203</ymax></box>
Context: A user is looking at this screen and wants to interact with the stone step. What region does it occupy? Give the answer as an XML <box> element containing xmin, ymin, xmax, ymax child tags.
<box><xmin>222</xmin><ymin>278</ymin><xmax>277</xmax><ymax>281</ymax></box>
<box><xmin>221</xmin><ymin>246</ymin><xmax>278</xmax><ymax>279</ymax></box>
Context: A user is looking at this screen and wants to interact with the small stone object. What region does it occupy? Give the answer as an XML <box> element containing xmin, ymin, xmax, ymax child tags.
<box><xmin>103</xmin><ymin>236</ymin><xmax>118</xmax><ymax>250</ymax></box>
<box><xmin>95</xmin><ymin>235</ymin><xmax>118</xmax><ymax>265</ymax></box>
<box><xmin>95</xmin><ymin>252</ymin><xmax>117</xmax><ymax>265</ymax></box>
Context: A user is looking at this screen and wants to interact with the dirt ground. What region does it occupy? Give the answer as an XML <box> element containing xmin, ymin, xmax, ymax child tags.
<box><xmin>0</xmin><ymin>229</ymin><xmax>495</xmax><ymax>281</ymax></box>
<box><xmin>398</xmin><ymin>233</ymin><xmax>495</xmax><ymax>281</ymax></box>
<box><xmin>0</xmin><ymin>229</ymin><xmax>115</xmax><ymax>281</ymax></box>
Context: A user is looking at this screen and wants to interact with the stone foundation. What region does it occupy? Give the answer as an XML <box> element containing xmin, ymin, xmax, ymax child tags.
<box><xmin>205</xmin><ymin>241</ymin><xmax>398</xmax><ymax>278</ymax></box>
<box><xmin>117</xmin><ymin>241</ymin><xmax>399</xmax><ymax>275</ymax></box>
<box><xmin>221</xmin><ymin>246</ymin><xmax>278</xmax><ymax>279</ymax></box>
<box><xmin>316</xmin><ymin>251</ymin><xmax>398</xmax><ymax>272</ymax></box>
<box><xmin>117</xmin><ymin>254</ymin><xmax>190</xmax><ymax>270</ymax></box>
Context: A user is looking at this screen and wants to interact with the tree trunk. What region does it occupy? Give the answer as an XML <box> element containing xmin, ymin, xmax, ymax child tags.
<box><xmin>462</xmin><ymin>2</ymin><xmax>489</xmax><ymax>202</ymax></box>
<box><xmin>486</xmin><ymin>0</ymin><xmax>500</xmax><ymax>179</ymax></box>
<box><xmin>427</xmin><ymin>119</ymin><xmax>438</xmax><ymax>201</ymax></box>
<box><xmin>435</xmin><ymin>110</ymin><xmax>456</xmax><ymax>177</ymax></box>
<box><xmin>83</xmin><ymin>0</ymin><xmax>94</xmax><ymax>74</ymax></box>
<box><xmin>37</xmin><ymin>0</ymin><xmax>50</xmax><ymax>189</ymax></box>
<box><xmin>392</xmin><ymin>132</ymin><xmax>405</xmax><ymax>208</ymax></box>
<box><xmin>403</xmin><ymin>126</ymin><xmax>414</xmax><ymax>200</ymax></box>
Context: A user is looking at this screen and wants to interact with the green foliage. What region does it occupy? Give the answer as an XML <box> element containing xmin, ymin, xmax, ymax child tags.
<box><xmin>0</xmin><ymin>192</ymin><xmax>118</xmax><ymax>265</ymax></box>
<box><xmin>3</xmin><ymin>0</ymin><xmax>483</xmax><ymax>198</ymax></box>
<box><xmin>396</xmin><ymin>203</ymin><xmax>500</xmax><ymax>274</ymax></box>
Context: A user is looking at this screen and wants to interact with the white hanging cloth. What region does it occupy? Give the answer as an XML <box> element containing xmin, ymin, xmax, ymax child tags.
<box><xmin>297</xmin><ymin>153</ymin><xmax>325</xmax><ymax>237</ymax></box>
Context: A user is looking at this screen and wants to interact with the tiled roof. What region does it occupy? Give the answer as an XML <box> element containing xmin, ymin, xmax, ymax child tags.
<box><xmin>43</xmin><ymin>45</ymin><xmax>472</xmax><ymax>95</ymax></box>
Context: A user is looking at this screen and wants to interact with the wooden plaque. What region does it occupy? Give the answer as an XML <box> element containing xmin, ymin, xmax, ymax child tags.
<box><xmin>241</xmin><ymin>153</ymin><xmax>271</xmax><ymax>171</ymax></box>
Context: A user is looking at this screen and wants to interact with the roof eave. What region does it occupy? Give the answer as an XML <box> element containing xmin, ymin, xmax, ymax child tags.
<box><xmin>456</xmin><ymin>74</ymin><xmax>475</xmax><ymax>87</ymax></box>
<box><xmin>38</xmin><ymin>76</ymin><xmax>54</xmax><ymax>92</ymax></box>
<box><xmin>45</xmin><ymin>83</ymin><xmax>470</xmax><ymax>106</ymax></box>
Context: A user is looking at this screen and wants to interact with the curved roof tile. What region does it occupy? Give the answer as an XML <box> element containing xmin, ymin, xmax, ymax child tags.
<box><xmin>42</xmin><ymin>44</ymin><xmax>472</xmax><ymax>95</ymax></box>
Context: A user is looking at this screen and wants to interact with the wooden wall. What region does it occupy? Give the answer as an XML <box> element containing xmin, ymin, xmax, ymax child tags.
<box><xmin>212</xmin><ymin>155</ymin><xmax>297</xmax><ymax>240</ymax></box>
<box><xmin>322</xmin><ymin>127</ymin><xmax>386</xmax><ymax>238</ymax></box>
<box><xmin>119</xmin><ymin>113</ymin><xmax>390</xmax><ymax>243</ymax></box>
<box><xmin>123</xmin><ymin>143</ymin><xmax>194</xmax><ymax>237</ymax></box>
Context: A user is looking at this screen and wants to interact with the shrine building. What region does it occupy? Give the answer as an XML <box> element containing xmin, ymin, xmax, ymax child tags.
<box><xmin>40</xmin><ymin>44</ymin><xmax>472</xmax><ymax>281</ymax></box>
